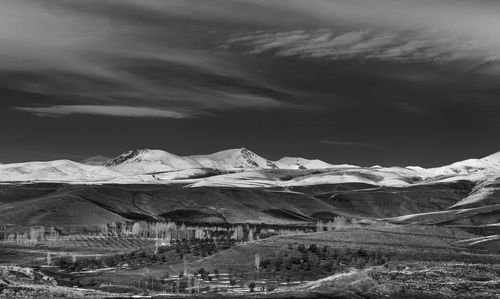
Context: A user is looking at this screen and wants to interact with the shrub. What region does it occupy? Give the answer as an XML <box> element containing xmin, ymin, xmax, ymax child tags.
<box><xmin>266</xmin><ymin>284</ymin><xmax>276</xmax><ymax>292</ymax></box>
<box><xmin>248</xmin><ymin>281</ymin><xmax>256</xmax><ymax>292</ymax></box>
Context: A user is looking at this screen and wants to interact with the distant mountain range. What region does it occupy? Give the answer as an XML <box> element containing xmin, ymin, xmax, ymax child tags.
<box><xmin>0</xmin><ymin>148</ymin><xmax>499</xmax><ymax>186</ymax></box>
<box><xmin>0</xmin><ymin>148</ymin><xmax>499</xmax><ymax>230</ymax></box>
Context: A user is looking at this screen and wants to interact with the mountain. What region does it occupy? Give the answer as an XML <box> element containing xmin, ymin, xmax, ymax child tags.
<box><xmin>428</xmin><ymin>151</ymin><xmax>500</xmax><ymax>177</ymax></box>
<box><xmin>0</xmin><ymin>149</ymin><xmax>499</xmax><ymax>231</ymax></box>
<box><xmin>105</xmin><ymin>149</ymin><xmax>202</xmax><ymax>175</ymax></box>
<box><xmin>0</xmin><ymin>160</ymin><xmax>121</xmax><ymax>183</ymax></box>
<box><xmin>189</xmin><ymin>148</ymin><xmax>278</xmax><ymax>170</ymax></box>
<box><xmin>276</xmin><ymin>157</ymin><xmax>331</xmax><ymax>169</ymax></box>
<box><xmin>80</xmin><ymin>155</ymin><xmax>111</xmax><ymax>166</ymax></box>
<box><xmin>0</xmin><ymin>148</ymin><xmax>499</xmax><ymax>186</ymax></box>
<box><xmin>276</xmin><ymin>157</ymin><xmax>357</xmax><ymax>169</ymax></box>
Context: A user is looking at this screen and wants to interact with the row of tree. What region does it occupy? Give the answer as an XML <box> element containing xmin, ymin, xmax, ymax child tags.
<box><xmin>5</xmin><ymin>221</ymin><xmax>319</xmax><ymax>247</ymax></box>
<box><xmin>315</xmin><ymin>216</ymin><xmax>361</xmax><ymax>232</ymax></box>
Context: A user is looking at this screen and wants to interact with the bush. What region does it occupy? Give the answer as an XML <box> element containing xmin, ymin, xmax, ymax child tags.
<box><xmin>266</xmin><ymin>284</ymin><xmax>276</xmax><ymax>292</ymax></box>
<box><xmin>229</xmin><ymin>278</ymin><xmax>237</xmax><ymax>286</ymax></box>
<box><xmin>248</xmin><ymin>281</ymin><xmax>256</xmax><ymax>292</ymax></box>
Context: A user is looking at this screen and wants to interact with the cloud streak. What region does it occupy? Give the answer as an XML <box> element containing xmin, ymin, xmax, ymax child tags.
<box><xmin>0</xmin><ymin>0</ymin><xmax>298</xmax><ymax>118</ymax></box>
<box><xmin>227</xmin><ymin>29</ymin><xmax>494</xmax><ymax>63</ymax></box>
<box><xmin>14</xmin><ymin>105</ymin><xmax>192</xmax><ymax>119</ymax></box>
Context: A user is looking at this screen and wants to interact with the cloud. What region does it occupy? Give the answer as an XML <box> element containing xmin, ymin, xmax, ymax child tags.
<box><xmin>2</xmin><ymin>0</ymin><xmax>500</xmax><ymax>122</ymax></box>
<box><xmin>0</xmin><ymin>1</ymin><xmax>297</xmax><ymax>117</ymax></box>
<box><xmin>320</xmin><ymin>140</ymin><xmax>381</xmax><ymax>148</ymax></box>
<box><xmin>14</xmin><ymin>105</ymin><xmax>192</xmax><ymax>119</ymax></box>
<box><xmin>242</xmin><ymin>0</ymin><xmax>500</xmax><ymax>49</ymax></box>
<box><xmin>226</xmin><ymin>29</ymin><xmax>494</xmax><ymax>63</ymax></box>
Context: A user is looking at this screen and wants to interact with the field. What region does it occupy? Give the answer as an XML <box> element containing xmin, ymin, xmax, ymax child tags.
<box><xmin>0</xmin><ymin>182</ymin><xmax>499</xmax><ymax>298</ymax></box>
<box><xmin>2</xmin><ymin>222</ymin><xmax>498</xmax><ymax>298</ymax></box>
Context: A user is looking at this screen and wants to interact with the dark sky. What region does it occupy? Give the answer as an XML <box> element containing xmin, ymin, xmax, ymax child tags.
<box><xmin>1</xmin><ymin>0</ymin><xmax>499</xmax><ymax>166</ymax></box>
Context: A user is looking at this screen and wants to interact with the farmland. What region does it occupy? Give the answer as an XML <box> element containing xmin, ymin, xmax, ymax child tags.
<box><xmin>0</xmin><ymin>182</ymin><xmax>499</xmax><ymax>298</ymax></box>
<box><xmin>2</xmin><ymin>220</ymin><xmax>499</xmax><ymax>298</ymax></box>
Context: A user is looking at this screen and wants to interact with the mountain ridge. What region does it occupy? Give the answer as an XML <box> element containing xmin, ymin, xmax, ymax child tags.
<box><xmin>0</xmin><ymin>148</ymin><xmax>499</xmax><ymax>186</ymax></box>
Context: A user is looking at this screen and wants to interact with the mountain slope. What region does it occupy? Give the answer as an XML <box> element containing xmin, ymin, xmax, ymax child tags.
<box><xmin>0</xmin><ymin>149</ymin><xmax>499</xmax><ymax>188</ymax></box>
<box><xmin>80</xmin><ymin>155</ymin><xmax>111</xmax><ymax>166</ymax></box>
<box><xmin>0</xmin><ymin>182</ymin><xmax>479</xmax><ymax>226</ymax></box>
<box><xmin>428</xmin><ymin>151</ymin><xmax>500</xmax><ymax>177</ymax></box>
<box><xmin>189</xmin><ymin>148</ymin><xmax>278</xmax><ymax>170</ymax></box>
<box><xmin>0</xmin><ymin>160</ymin><xmax>121</xmax><ymax>183</ymax></box>
<box><xmin>277</xmin><ymin>157</ymin><xmax>336</xmax><ymax>169</ymax></box>
<box><xmin>105</xmin><ymin>149</ymin><xmax>202</xmax><ymax>175</ymax></box>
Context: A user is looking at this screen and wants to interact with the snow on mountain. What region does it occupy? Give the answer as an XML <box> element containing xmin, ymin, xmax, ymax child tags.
<box><xmin>81</xmin><ymin>155</ymin><xmax>111</xmax><ymax>166</ymax></box>
<box><xmin>105</xmin><ymin>149</ymin><xmax>202</xmax><ymax>175</ymax></box>
<box><xmin>427</xmin><ymin>152</ymin><xmax>500</xmax><ymax>177</ymax></box>
<box><xmin>276</xmin><ymin>157</ymin><xmax>333</xmax><ymax>169</ymax></box>
<box><xmin>1</xmin><ymin>148</ymin><xmax>499</xmax><ymax>185</ymax></box>
<box><xmin>187</xmin><ymin>170</ymin><xmax>277</xmax><ymax>188</ymax></box>
<box><xmin>0</xmin><ymin>160</ymin><xmax>121</xmax><ymax>183</ymax></box>
<box><xmin>189</xmin><ymin>148</ymin><xmax>279</xmax><ymax>170</ymax></box>
<box><xmin>481</xmin><ymin>151</ymin><xmax>500</xmax><ymax>165</ymax></box>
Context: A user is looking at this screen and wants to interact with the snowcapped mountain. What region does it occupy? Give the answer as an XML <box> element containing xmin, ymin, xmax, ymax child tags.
<box><xmin>427</xmin><ymin>151</ymin><xmax>500</xmax><ymax>177</ymax></box>
<box><xmin>481</xmin><ymin>151</ymin><xmax>500</xmax><ymax>166</ymax></box>
<box><xmin>81</xmin><ymin>155</ymin><xmax>111</xmax><ymax>166</ymax></box>
<box><xmin>105</xmin><ymin>148</ymin><xmax>278</xmax><ymax>175</ymax></box>
<box><xmin>276</xmin><ymin>157</ymin><xmax>331</xmax><ymax>169</ymax></box>
<box><xmin>276</xmin><ymin>157</ymin><xmax>356</xmax><ymax>169</ymax></box>
<box><xmin>105</xmin><ymin>149</ymin><xmax>202</xmax><ymax>175</ymax></box>
<box><xmin>189</xmin><ymin>148</ymin><xmax>278</xmax><ymax>170</ymax></box>
<box><xmin>0</xmin><ymin>148</ymin><xmax>499</xmax><ymax>186</ymax></box>
<box><xmin>0</xmin><ymin>160</ymin><xmax>121</xmax><ymax>183</ymax></box>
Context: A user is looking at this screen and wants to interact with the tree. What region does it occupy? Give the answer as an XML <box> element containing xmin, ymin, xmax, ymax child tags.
<box><xmin>46</xmin><ymin>252</ymin><xmax>52</xmax><ymax>266</ymax></box>
<box><xmin>161</xmin><ymin>272</ymin><xmax>170</xmax><ymax>280</ymax></box>
<box><xmin>273</xmin><ymin>259</ymin><xmax>283</xmax><ymax>271</ymax></box>
<box><xmin>254</xmin><ymin>252</ymin><xmax>260</xmax><ymax>271</ymax></box>
<box><xmin>248</xmin><ymin>281</ymin><xmax>256</xmax><ymax>292</ymax></box>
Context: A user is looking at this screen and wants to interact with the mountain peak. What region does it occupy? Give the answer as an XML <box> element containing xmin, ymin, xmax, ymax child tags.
<box><xmin>105</xmin><ymin>149</ymin><xmax>203</xmax><ymax>174</ymax></box>
<box><xmin>190</xmin><ymin>148</ymin><xmax>278</xmax><ymax>170</ymax></box>
<box><xmin>105</xmin><ymin>149</ymin><xmax>149</xmax><ymax>167</ymax></box>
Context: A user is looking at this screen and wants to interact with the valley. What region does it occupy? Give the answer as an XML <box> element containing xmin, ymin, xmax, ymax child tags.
<box><xmin>0</xmin><ymin>148</ymin><xmax>499</xmax><ymax>298</ymax></box>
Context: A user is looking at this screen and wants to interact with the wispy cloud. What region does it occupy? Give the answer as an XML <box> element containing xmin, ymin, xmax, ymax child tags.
<box><xmin>14</xmin><ymin>105</ymin><xmax>192</xmax><ymax>118</ymax></box>
<box><xmin>0</xmin><ymin>1</ymin><xmax>297</xmax><ymax>118</ymax></box>
<box><xmin>320</xmin><ymin>140</ymin><xmax>382</xmax><ymax>148</ymax></box>
<box><xmin>226</xmin><ymin>29</ymin><xmax>494</xmax><ymax>63</ymax></box>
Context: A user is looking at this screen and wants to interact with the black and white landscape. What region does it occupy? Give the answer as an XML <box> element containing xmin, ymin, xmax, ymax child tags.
<box><xmin>1</xmin><ymin>1</ymin><xmax>500</xmax><ymax>298</ymax></box>
<box><xmin>0</xmin><ymin>149</ymin><xmax>499</xmax><ymax>298</ymax></box>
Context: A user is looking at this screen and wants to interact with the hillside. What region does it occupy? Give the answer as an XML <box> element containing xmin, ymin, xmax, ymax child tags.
<box><xmin>0</xmin><ymin>179</ymin><xmax>494</xmax><ymax>229</ymax></box>
<box><xmin>0</xmin><ymin>150</ymin><xmax>499</xmax><ymax>232</ymax></box>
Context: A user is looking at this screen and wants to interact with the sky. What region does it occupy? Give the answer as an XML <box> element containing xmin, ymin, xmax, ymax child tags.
<box><xmin>1</xmin><ymin>0</ymin><xmax>499</xmax><ymax>166</ymax></box>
